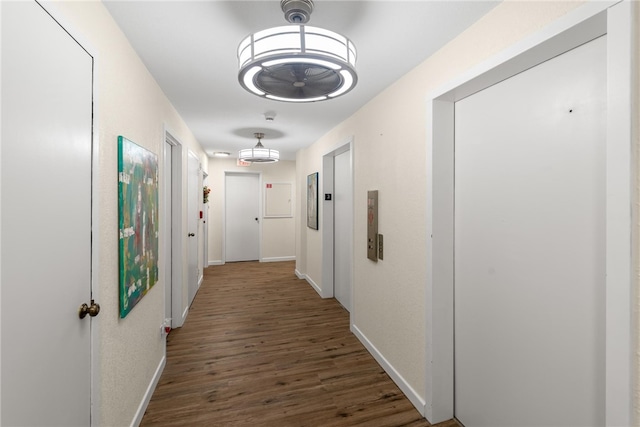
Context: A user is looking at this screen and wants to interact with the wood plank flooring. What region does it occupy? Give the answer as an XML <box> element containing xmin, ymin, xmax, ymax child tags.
<box><xmin>141</xmin><ymin>261</ymin><xmax>459</xmax><ymax>427</ymax></box>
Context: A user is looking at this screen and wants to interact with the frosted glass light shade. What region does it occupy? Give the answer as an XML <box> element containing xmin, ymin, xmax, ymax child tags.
<box><xmin>238</xmin><ymin>147</ymin><xmax>280</xmax><ymax>163</ymax></box>
<box><xmin>238</xmin><ymin>25</ymin><xmax>357</xmax><ymax>102</ymax></box>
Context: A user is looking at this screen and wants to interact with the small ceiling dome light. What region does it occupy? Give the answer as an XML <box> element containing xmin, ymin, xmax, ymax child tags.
<box><xmin>238</xmin><ymin>0</ymin><xmax>357</xmax><ymax>103</ymax></box>
<box><xmin>239</xmin><ymin>133</ymin><xmax>280</xmax><ymax>163</ymax></box>
<box><xmin>213</xmin><ymin>151</ymin><xmax>231</xmax><ymax>157</ymax></box>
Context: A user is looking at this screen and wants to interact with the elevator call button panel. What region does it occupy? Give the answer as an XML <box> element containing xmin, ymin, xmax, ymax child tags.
<box><xmin>367</xmin><ymin>190</ymin><xmax>378</xmax><ymax>262</ymax></box>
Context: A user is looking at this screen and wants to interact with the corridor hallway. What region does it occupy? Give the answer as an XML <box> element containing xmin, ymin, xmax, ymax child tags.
<box><xmin>141</xmin><ymin>261</ymin><xmax>458</xmax><ymax>426</ymax></box>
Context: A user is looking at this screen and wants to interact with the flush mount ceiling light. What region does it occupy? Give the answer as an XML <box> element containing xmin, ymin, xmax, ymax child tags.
<box><xmin>237</xmin><ymin>0</ymin><xmax>357</xmax><ymax>103</ymax></box>
<box><xmin>239</xmin><ymin>133</ymin><xmax>280</xmax><ymax>163</ymax></box>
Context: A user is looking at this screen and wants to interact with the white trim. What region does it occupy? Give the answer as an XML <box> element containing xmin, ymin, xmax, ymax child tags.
<box><xmin>295</xmin><ymin>269</ymin><xmax>305</xmax><ymax>280</ymax></box>
<box><xmin>304</xmin><ymin>275</ymin><xmax>323</xmax><ymax>298</ymax></box>
<box><xmin>351</xmin><ymin>324</ymin><xmax>426</xmax><ymax>414</ymax></box>
<box><xmin>0</xmin><ymin>0</ymin><xmax>3</xmax><ymax>416</ymax></box>
<box><xmin>164</xmin><ymin>128</ymin><xmax>184</xmax><ymax>329</ymax></box>
<box><xmin>604</xmin><ymin>2</ymin><xmax>634</xmax><ymax>424</ymax></box>
<box><xmin>261</xmin><ymin>256</ymin><xmax>296</xmax><ymax>263</ymax></box>
<box><xmin>130</xmin><ymin>356</ymin><xmax>166</xmax><ymax>427</ymax></box>
<box><xmin>425</xmin><ymin>1</ymin><xmax>634</xmax><ymax>424</ymax></box>
<box><xmin>208</xmin><ymin>260</ymin><xmax>225</xmax><ymax>266</ymax></box>
<box><xmin>321</xmin><ymin>137</ymin><xmax>354</xmax><ymax>307</ymax></box>
<box><xmin>180</xmin><ymin>306</ymin><xmax>189</xmax><ymax>325</ymax></box>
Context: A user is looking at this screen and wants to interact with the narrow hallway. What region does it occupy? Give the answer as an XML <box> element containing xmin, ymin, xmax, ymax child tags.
<box><xmin>141</xmin><ymin>262</ymin><xmax>456</xmax><ymax>426</ymax></box>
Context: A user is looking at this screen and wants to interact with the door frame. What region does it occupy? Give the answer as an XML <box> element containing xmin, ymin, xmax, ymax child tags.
<box><xmin>321</xmin><ymin>138</ymin><xmax>354</xmax><ymax>307</ymax></box>
<box><xmin>425</xmin><ymin>1</ymin><xmax>635</xmax><ymax>425</ymax></box>
<box><xmin>223</xmin><ymin>171</ymin><xmax>262</xmax><ymax>263</ymax></box>
<box><xmin>163</xmin><ymin>128</ymin><xmax>185</xmax><ymax>328</ymax></box>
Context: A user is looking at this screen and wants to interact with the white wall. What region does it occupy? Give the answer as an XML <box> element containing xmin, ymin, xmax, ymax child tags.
<box><xmin>41</xmin><ymin>2</ymin><xmax>208</xmax><ymax>426</ymax></box>
<box><xmin>207</xmin><ymin>158</ymin><xmax>296</xmax><ymax>264</ymax></box>
<box><xmin>296</xmin><ymin>0</ymin><xmax>640</xmax><ymax>417</ymax></box>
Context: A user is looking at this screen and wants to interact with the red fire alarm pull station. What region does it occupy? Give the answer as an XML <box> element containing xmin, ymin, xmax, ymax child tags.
<box><xmin>199</xmin><ymin>211</ymin><xmax>203</xmax><ymax>219</ymax></box>
<box><xmin>266</xmin><ymin>183</ymin><xmax>272</xmax><ymax>188</ymax></box>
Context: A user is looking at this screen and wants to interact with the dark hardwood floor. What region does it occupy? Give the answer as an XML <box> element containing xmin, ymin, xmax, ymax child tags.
<box><xmin>141</xmin><ymin>261</ymin><xmax>459</xmax><ymax>427</ymax></box>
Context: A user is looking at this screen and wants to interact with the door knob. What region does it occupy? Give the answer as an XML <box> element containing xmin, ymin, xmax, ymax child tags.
<box><xmin>188</xmin><ymin>233</ymin><xmax>195</xmax><ymax>237</ymax></box>
<box><xmin>255</xmin><ymin>218</ymin><xmax>259</xmax><ymax>222</ymax></box>
<box><xmin>79</xmin><ymin>300</ymin><xmax>100</xmax><ymax>319</ymax></box>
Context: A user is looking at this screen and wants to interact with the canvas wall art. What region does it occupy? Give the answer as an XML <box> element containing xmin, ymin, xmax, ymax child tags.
<box><xmin>118</xmin><ymin>136</ymin><xmax>159</xmax><ymax>318</ymax></box>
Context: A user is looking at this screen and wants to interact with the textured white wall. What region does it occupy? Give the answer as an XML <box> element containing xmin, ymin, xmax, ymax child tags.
<box><xmin>42</xmin><ymin>2</ymin><xmax>207</xmax><ymax>426</ymax></box>
<box><xmin>207</xmin><ymin>158</ymin><xmax>296</xmax><ymax>264</ymax></box>
<box><xmin>294</xmin><ymin>0</ymin><xmax>624</xmax><ymax>409</ymax></box>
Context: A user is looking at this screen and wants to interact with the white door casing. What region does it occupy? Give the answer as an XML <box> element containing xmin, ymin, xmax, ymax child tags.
<box><xmin>334</xmin><ymin>150</ymin><xmax>353</xmax><ymax>312</ymax></box>
<box><xmin>164</xmin><ymin>130</ymin><xmax>184</xmax><ymax>328</ymax></box>
<box><xmin>225</xmin><ymin>173</ymin><xmax>260</xmax><ymax>262</ymax></box>
<box><xmin>1</xmin><ymin>1</ymin><xmax>94</xmax><ymax>424</ymax></box>
<box><xmin>164</xmin><ymin>139</ymin><xmax>173</xmax><ymax>322</ymax></box>
<box><xmin>454</xmin><ymin>36</ymin><xmax>605</xmax><ymax>426</ymax></box>
<box><xmin>322</xmin><ymin>139</ymin><xmax>354</xmax><ymax>302</ymax></box>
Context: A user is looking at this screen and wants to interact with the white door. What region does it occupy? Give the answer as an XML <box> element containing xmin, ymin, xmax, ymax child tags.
<box><xmin>454</xmin><ymin>36</ymin><xmax>605</xmax><ymax>426</ymax></box>
<box><xmin>187</xmin><ymin>151</ymin><xmax>200</xmax><ymax>306</ymax></box>
<box><xmin>1</xmin><ymin>1</ymin><xmax>94</xmax><ymax>425</ymax></box>
<box><xmin>334</xmin><ymin>150</ymin><xmax>352</xmax><ymax>311</ymax></box>
<box><xmin>225</xmin><ymin>173</ymin><xmax>260</xmax><ymax>262</ymax></box>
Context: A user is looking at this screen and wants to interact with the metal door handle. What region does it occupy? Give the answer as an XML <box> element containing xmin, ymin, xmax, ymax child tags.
<box><xmin>79</xmin><ymin>300</ymin><xmax>100</xmax><ymax>319</ymax></box>
<box><xmin>188</xmin><ymin>233</ymin><xmax>195</xmax><ymax>237</ymax></box>
<box><xmin>255</xmin><ymin>217</ymin><xmax>259</xmax><ymax>223</ymax></box>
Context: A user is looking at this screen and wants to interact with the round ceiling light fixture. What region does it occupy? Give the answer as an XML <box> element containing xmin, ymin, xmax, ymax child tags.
<box><xmin>238</xmin><ymin>133</ymin><xmax>280</xmax><ymax>163</ymax></box>
<box><xmin>237</xmin><ymin>0</ymin><xmax>357</xmax><ymax>103</ymax></box>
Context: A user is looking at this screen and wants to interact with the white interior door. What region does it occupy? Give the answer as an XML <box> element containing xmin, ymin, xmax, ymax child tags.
<box><xmin>1</xmin><ymin>2</ymin><xmax>93</xmax><ymax>425</ymax></box>
<box><xmin>454</xmin><ymin>36</ymin><xmax>606</xmax><ymax>426</ymax></box>
<box><xmin>334</xmin><ymin>150</ymin><xmax>352</xmax><ymax>311</ymax></box>
<box><xmin>225</xmin><ymin>173</ymin><xmax>260</xmax><ymax>262</ymax></box>
<box><xmin>187</xmin><ymin>151</ymin><xmax>200</xmax><ymax>306</ymax></box>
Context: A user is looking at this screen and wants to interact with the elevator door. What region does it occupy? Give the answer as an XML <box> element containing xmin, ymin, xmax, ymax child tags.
<box><xmin>454</xmin><ymin>36</ymin><xmax>605</xmax><ymax>426</ymax></box>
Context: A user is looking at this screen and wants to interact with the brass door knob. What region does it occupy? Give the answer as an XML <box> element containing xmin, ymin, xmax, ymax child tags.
<box><xmin>79</xmin><ymin>300</ymin><xmax>100</xmax><ymax>319</ymax></box>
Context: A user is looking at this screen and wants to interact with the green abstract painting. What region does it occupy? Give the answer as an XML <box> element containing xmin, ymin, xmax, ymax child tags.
<box><xmin>118</xmin><ymin>136</ymin><xmax>159</xmax><ymax>318</ymax></box>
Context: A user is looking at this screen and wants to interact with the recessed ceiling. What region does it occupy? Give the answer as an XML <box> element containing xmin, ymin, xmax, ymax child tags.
<box><xmin>103</xmin><ymin>1</ymin><xmax>499</xmax><ymax>160</ymax></box>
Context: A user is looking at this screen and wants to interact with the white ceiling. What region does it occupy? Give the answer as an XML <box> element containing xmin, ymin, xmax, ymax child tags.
<box><xmin>103</xmin><ymin>1</ymin><xmax>499</xmax><ymax>160</ymax></box>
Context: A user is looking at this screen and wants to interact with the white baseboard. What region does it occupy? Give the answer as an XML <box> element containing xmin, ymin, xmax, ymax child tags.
<box><xmin>261</xmin><ymin>256</ymin><xmax>296</xmax><ymax>263</ymax></box>
<box><xmin>295</xmin><ymin>271</ymin><xmax>329</xmax><ymax>299</ymax></box>
<box><xmin>208</xmin><ymin>260</ymin><xmax>224</xmax><ymax>266</ymax></box>
<box><xmin>179</xmin><ymin>306</ymin><xmax>188</xmax><ymax>327</ymax></box>
<box><xmin>131</xmin><ymin>355</ymin><xmax>166</xmax><ymax>427</ymax></box>
<box><xmin>351</xmin><ymin>324</ymin><xmax>426</xmax><ymax>415</ymax></box>
<box><xmin>305</xmin><ymin>275</ymin><xmax>323</xmax><ymax>297</ymax></box>
<box><xmin>198</xmin><ymin>274</ymin><xmax>203</xmax><ymax>287</ymax></box>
